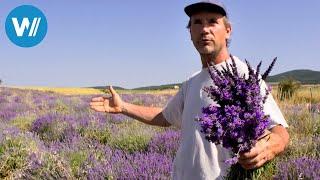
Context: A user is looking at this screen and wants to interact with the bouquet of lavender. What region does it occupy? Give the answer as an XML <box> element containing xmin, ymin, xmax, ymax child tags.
<box><xmin>195</xmin><ymin>55</ymin><xmax>277</xmax><ymax>178</ymax></box>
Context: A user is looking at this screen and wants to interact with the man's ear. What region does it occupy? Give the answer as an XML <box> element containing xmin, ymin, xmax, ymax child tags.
<box><xmin>225</xmin><ymin>24</ymin><xmax>232</xmax><ymax>40</ymax></box>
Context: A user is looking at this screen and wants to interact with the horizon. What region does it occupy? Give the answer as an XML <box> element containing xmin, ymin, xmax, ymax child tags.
<box><xmin>1</xmin><ymin>1</ymin><xmax>319</xmax><ymax>89</ymax></box>
<box><xmin>3</xmin><ymin>68</ymin><xmax>320</xmax><ymax>89</ymax></box>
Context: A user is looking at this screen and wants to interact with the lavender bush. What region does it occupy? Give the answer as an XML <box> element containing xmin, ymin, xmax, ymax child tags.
<box><xmin>31</xmin><ymin>113</ymin><xmax>77</xmax><ymax>143</ymax></box>
<box><xmin>147</xmin><ymin>130</ymin><xmax>181</xmax><ymax>158</ymax></box>
<box><xmin>0</xmin><ymin>126</ymin><xmax>72</xmax><ymax>179</ymax></box>
<box><xmin>275</xmin><ymin>156</ymin><xmax>320</xmax><ymax>179</ymax></box>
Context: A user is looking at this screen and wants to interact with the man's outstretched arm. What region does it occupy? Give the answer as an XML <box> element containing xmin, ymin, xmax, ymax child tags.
<box><xmin>90</xmin><ymin>86</ymin><xmax>171</xmax><ymax>127</ymax></box>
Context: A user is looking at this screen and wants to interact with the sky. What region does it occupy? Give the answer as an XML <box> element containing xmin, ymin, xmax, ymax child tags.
<box><xmin>0</xmin><ymin>0</ymin><xmax>319</xmax><ymax>89</ymax></box>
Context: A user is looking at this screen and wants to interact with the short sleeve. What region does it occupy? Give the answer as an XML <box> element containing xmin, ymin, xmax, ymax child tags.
<box><xmin>261</xmin><ymin>81</ymin><xmax>289</xmax><ymax>129</ymax></box>
<box><xmin>162</xmin><ymin>82</ymin><xmax>186</xmax><ymax>128</ymax></box>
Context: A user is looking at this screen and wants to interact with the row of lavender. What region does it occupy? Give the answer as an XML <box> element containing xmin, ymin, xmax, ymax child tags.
<box><xmin>0</xmin><ymin>87</ymin><xmax>319</xmax><ymax>179</ymax></box>
<box><xmin>0</xmin><ymin>87</ymin><xmax>178</xmax><ymax>179</ymax></box>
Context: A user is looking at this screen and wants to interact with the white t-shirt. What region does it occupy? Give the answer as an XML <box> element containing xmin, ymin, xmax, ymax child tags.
<box><xmin>162</xmin><ymin>56</ymin><xmax>288</xmax><ymax>180</ymax></box>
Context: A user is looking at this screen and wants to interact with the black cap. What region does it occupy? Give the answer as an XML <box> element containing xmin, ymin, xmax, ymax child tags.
<box><xmin>184</xmin><ymin>0</ymin><xmax>227</xmax><ymax>17</ymax></box>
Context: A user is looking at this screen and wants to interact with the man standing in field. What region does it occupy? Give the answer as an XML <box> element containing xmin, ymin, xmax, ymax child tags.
<box><xmin>90</xmin><ymin>0</ymin><xmax>289</xmax><ymax>179</ymax></box>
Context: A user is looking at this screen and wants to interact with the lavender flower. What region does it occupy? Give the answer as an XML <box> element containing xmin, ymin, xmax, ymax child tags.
<box><xmin>147</xmin><ymin>130</ymin><xmax>181</xmax><ymax>158</ymax></box>
<box><xmin>274</xmin><ymin>156</ymin><xmax>320</xmax><ymax>179</ymax></box>
<box><xmin>196</xmin><ymin>55</ymin><xmax>277</xmax><ymax>163</ymax></box>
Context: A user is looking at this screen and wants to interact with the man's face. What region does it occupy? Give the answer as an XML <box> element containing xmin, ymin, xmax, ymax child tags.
<box><xmin>189</xmin><ymin>12</ymin><xmax>231</xmax><ymax>56</ymax></box>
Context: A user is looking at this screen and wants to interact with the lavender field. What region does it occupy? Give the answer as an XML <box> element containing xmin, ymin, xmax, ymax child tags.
<box><xmin>0</xmin><ymin>87</ymin><xmax>319</xmax><ymax>179</ymax></box>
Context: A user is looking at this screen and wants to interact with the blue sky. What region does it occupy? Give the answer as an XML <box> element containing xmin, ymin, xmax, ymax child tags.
<box><xmin>1</xmin><ymin>0</ymin><xmax>319</xmax><ymax>88</ymax></box>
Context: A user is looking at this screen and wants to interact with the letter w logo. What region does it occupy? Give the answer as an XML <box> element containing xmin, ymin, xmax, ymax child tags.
<box><xmin>11</xmin><ymin>17</ymin><xmax>41</xmax><ymax>37</ymax></box>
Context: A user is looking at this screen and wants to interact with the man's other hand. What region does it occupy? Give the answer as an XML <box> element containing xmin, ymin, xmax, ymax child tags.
<box><xmin>90</xmin><ymin>86</ymin><xmax>123</xmax><ymax>113</ymax></box>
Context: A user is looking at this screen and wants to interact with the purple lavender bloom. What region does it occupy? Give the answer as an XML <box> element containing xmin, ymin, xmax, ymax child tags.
<box><xmin>111</xmin><ymin>151</ymin><xmax>172</xmax><ymax>179</ymax></box>
<box><xmin>107</xmin><ymin>113</ymin><xmax>130</xmax><ymax>123</ymax></box>
<box><xmin>76</xmin><ymin>148</ymin><xmax>172</xmax><ymax>179</ymax></box>
<box><xmin>196</xmin><ymin>56</ymin><xmax>276</xmax><ymax>164</ymax></box>
<box><xmin>274</xmin><ymin>156</ymin><xmax>320</xmax><ymax>179</ymax></box>
<box><xmin>0</xmin><ymin>110</ymin><xmax>17</xmax><ymax>121</ymax></box>
<box><xmin>31</xmin><ymin>113</ymin><xmax>78</xmax><ymax>143</ymax></box>
<box><xmin>147</xmin><ymin>130</ymin><xmax>181</xmax><ymax>158</ymax></box>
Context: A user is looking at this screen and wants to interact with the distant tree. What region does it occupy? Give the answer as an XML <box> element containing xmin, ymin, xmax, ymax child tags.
<box><xmin>0</xmin><ymin>79</ymin><xmax>2</xmax><ymax>85</ymax></box>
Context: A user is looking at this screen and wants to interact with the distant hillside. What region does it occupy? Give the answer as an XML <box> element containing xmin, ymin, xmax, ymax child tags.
<box><xmin>266</xmin><ymin>69</ymin><xmax>320</xmax><ymax>84</ymax></box>
<box><xmin>88</xmin><ymin>86</ymin><xmax>127</xmax><ymax>90</ymax></box>
<box><xmin>133</xmin><ymin>83</ymin><xmax>181</xmax><ymax>90</ymax></box>
<box><xmin>88</xmin><ymin>69</ymin><xmax>320</xmax><ymax>90</ymax></box>
<box><xmin>89</xmin><ymin>84</ymin><xmax>180</xmax><ymax>91</ymax></box>
<box><xmin>138</xmin><ymin>69</ymin><xmax>320</xmax><ymax>89</ymax></box>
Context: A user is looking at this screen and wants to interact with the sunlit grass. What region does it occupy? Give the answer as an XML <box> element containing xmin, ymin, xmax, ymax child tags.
<box><xmin>13</xmin><ymin>86</ymin><xmax>103</xmax><ymax>95</ymax></box>
<box><xmin>270</xmin><ymin>84</ymin><xmax>320</xmax><ymax>103</ymax></box>
<box><xmin>10</xmin><ymin>86</ymin><xmax>179</xmax><ymax>95</ymax></box>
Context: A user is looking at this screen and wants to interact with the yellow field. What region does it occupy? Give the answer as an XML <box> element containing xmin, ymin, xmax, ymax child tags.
<box><xmin>9</xmin><ymin>85</ymin><xmax>320</xmax><ymax>103</ymax></box>
<box><xmin>11</xmin><ymin>86</ymin><xmax>179</xmax><ymax>95</ymax></box>
<box><xmin>271</xmin><ymin>85</ymin><xmax>320</xmax><ymax>103</ymax></box>
<box><xmin>13</xmin><ymin>86</ymin><xmax>103</xmax><ymax>95</ymax></box>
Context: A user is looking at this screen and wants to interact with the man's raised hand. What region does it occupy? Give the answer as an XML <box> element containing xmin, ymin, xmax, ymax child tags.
<box><xmin>90</xmin><ymin>86</ymin><xmax>123</xmax><ymax>113</ymax></box>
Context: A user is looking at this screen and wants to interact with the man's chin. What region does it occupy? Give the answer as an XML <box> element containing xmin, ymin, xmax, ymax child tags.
<box><xmin>199</xmin><ymin>49</ymin><xmax>216</xmax><ymax>55</ymax></box>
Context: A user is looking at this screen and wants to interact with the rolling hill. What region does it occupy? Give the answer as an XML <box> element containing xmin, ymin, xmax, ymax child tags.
<box><xmin>266</xmin><ymin>69</ymin><xmax>320</xmax><ymax>84</ymax></box>
<box><xmin>89</xmin><ymin>69</ymin><xmax>320</xmax><ymax>90</ymax></box>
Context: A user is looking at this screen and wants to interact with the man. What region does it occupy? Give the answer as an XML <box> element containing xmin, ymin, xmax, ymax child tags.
<box><xmin>90</xmin><ymin>0</ymin><xmax>289</xmax><ymax>179</ymax></box>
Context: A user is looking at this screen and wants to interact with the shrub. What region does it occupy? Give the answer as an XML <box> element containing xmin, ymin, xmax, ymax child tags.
<box><xmin>109</xmin><ymin>150</ymin><xmax>172</xmax><ymax>179</ymax></box>
<box><xmin>68</xmin><ymin>151</ymin><xmax>88</xmax><ymax>176</ymax></box>
<box><xmin>17</xmin><ymin>152</ymin><xmax>73</xmax><ymax>179</ymax></box>
<box><xmin>274</xmin><ymin>156</ymin><xmax>320</xmax><ymax>179</ymax></box>
<box><xmin>111</xmin><ymin>135</ymin><xmax>149</xmax><ymax>153</ymax></box>
<box><xmin>10</xmin><ymin>115</ymin><xmax>36</xmax><ymax>131</ymax></box>
<box><xmin>31</xmin><ymin>113</ymin><xmax>76</xmax><ymax>143</ymax></box>
<box><xmin>277</xmin><ymin>78</ymin><xmax>301</xmax><ymax>100</ymax></box>
<box><xmin>0</xmin><ymin>128</ymin><xmax>72</xmax><ymax>179</ymax></box>
<box><xmin>81</xmin><ymin>128</ymin><xmax>111</xmax><ymax>145</ymax></box>
<box><xmin>147</xmin><ymin>130</ymin><xmax>180</xmax><ymax>158</ymax></box>
<box><xmin>0</xmin><ymin>136</ymin><xmax>31</xmax><ymax>178</ymax></box>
